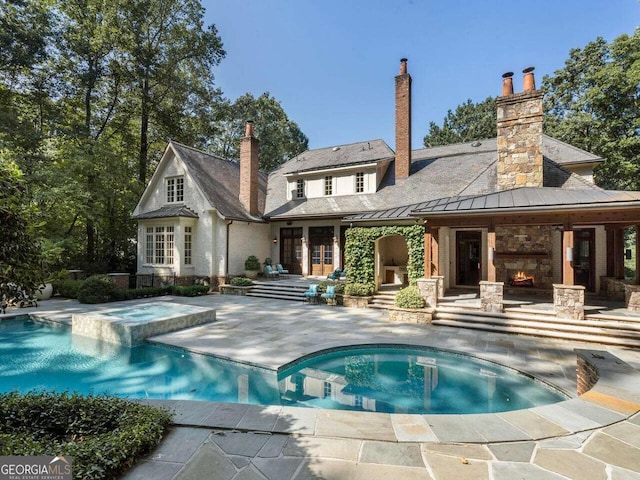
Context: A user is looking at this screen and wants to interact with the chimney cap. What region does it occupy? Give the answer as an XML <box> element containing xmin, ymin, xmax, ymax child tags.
<box><xmin>523</xmin><ymin>66</ymin><xmax>535</xmax><ymax>74</ymax></box>
<box><xmin>244</xmin><ymin>120</ymin><xmax>254</xmax><ymax>137</ymax></box>
<box><xmin>400</xmin><ymin>57</ymin><xmax>408</xmax><ymax>63</ymax></box>
<box><xmin>502</xmin><ymin>71</ymin><xmax>514</xmax><ymax>78</ymax></box>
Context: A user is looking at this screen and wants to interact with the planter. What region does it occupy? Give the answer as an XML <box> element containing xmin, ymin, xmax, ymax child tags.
<box><xmin>244</xmin><ymin>270</ymin><xmax>259</xmax><ymax>280</ymax></box>
<box><xmin>34</xmin><ymin>283</ymin><xmax>53</xmax><ymax>300</ymax></box>
<box><xmin>387</xmin><ymin>306</ymin><xmax>435</xmax><ymax>325</ymax></box>
<box><xmin>342</xmin><ymin>295</ymin><xmax>372</xmax><ymax>308</ymax></box>
<box><xmin>220</xmin><ymin>285</ymin><xmax>253</xmax><ymax>296</ymax></box>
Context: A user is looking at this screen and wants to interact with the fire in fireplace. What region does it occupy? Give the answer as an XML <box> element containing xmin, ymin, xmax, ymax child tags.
<box><xmin>509</xmin><ymin>271</ymin><xmax>535</xmax><ymax>287</ymax></box>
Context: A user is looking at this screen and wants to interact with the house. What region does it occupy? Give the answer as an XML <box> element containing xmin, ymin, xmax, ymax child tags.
<box><xmin>133</xmin><ymin>59</ymin><xmax>640</xmax><ymax>309</ymax></box>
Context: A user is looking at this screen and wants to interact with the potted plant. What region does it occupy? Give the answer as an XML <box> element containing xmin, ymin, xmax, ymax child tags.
<box><xmin>244</xmin><ymin>255</ymin><xmax>261</xmax><ymax>279</ymax></box>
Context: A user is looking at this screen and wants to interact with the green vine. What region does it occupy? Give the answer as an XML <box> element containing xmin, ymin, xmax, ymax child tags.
<box><xmin>344</xmin><ymin>225</ymin><xmax>424</xmax><ymax>292</ymax></box>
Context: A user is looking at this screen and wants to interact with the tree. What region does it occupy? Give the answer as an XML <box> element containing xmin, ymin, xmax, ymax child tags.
<box><xmin>209</xmin><ymin>92</ymin><xmax>309</xmax><ymax>172</ymax></box>
<box><xmin>0</xmin><ymin>159</ymin><xmax>47</xmax><ymax>300</ymax></box>
<box><xmin>542</xmin><ymin>29</ymin><xmax>640</xmax><ymax>190</ymax></box>
<box><xmin>422</xmin><ymin>97</ymin><xmax>496</xmax><ymax>147</ymax></box>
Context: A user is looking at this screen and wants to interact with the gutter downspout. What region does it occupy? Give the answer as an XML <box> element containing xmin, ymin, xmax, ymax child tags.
<box><xmin>226</xmin><ymin>220</ymin><xmax>233</xmax><ymax>277</ymax></box>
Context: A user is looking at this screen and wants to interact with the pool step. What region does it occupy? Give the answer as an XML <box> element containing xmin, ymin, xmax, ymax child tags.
<box><xmin>433</xmin><ymin>307</ymin><xmax>640</xmax><ymax>348</ymax></box>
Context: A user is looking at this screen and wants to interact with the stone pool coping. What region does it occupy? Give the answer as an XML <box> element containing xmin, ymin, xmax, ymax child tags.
<box><xmin>137</xmin><ymin>347</ymin><xmax>640</xmax><ymax>445</ymax></box>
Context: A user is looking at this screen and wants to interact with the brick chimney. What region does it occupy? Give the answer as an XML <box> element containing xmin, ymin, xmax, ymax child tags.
<box><xmin>239</xmin><ymin>120</ymin><xmax>260</xmax><ymax>216</ymax></box>
<box><xmin>496</xmin><ymin>67</ymin><xmax>544</xmax><ymax>191</ymax></box>
<box><xmin>395</xmin><ymin>58</ymin><xmax>412</xmax><ymax>179</ymax></box>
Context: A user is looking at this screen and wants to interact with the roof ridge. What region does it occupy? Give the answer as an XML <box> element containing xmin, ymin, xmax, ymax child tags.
<box><xmin>296</xmin><ymin>138</ymin><xmax>389</xmax><ymax>156</ymax></box>
<box><xmin>169</xmin><ymin>140</ymin><xmax>237</xmax><ymax>165</ymax></box>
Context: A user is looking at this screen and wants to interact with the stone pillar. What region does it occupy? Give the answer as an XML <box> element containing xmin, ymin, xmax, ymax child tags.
<box><xmin>479</xmin><ymin>281</ymin><xmax>504</xmax><ymax>313</ymax></box>
<box><xmin>107</xmin><ymin>273</ymin><xmax>130</xmax><ymax>290</ymax></box>
<box><xmin>625</xmin><ymin>285</ymin><xmax>640</xmax><ymax>312</ymax></box>
<box><xmin>416</xmin><ymin>278</ymin><xmax>438</xmax><ymax>308</ymax></box>
<box><xmin>553</xmin><ymin>284</ymin><xmax>585</xmax><ymax>320</ymax></box>
<box><xmin>432</xmin><ymin>275</ymin><xmax>445</xmax><ymax>298</ymax></box>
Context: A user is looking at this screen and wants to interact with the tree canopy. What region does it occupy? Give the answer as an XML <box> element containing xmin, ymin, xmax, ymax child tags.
<box><xmin>422</xmin><ymin>97</ymin><xmax>496</xmax><ymax>147</ymax></box>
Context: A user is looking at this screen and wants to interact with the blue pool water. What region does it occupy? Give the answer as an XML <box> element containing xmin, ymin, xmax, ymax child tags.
<box><xmin>0</xmin><ymin>317</ymin><xmax>569</xmax><ymax>414</ymax></box>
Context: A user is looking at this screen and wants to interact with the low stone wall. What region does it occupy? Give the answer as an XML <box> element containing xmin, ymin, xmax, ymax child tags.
<box><xmin>220</xmin><ymin>285</ymin><xmax>252</xmax><ymax>296</ymax></box>
<box><xmin>625</xmin><ymin>285</ymin><xmax>640</xmax><ymax>312</ymax></box>
<box><xmin>553</xmin><ymin>284</ymin><xmax>585</xmax><ymax>320</ymax></box>
<box><xmin>600</xmin><ymin>276</ymin><xmax>628</xmax><ymax>301</ymax></box>
<box><xmin>342</xmin><ymin>295</ymin><xmax>371</xmax><ymax>308</ymax></box>
<box><xmin>479</xmin><ymin>281</ymin><xmax>504</xmax><ymax>313</ymax></box>
<box><xmin>387</xmin><ymin>307</ymin><xmax>435</xmax><ymax>325</ymax></box>
<box><xmin>107</xmin><ymin>273</ymin><xmax>130</xmax><ymax>290</ymax></box>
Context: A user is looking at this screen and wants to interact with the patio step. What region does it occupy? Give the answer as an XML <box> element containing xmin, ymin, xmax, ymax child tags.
<box><xmin>369</xmin><ymin>287</ymin><xmax>401</xmax><ymax>310</ymax></box>
<box><xmin>246</xmin><ymin>281</ymin><xmax>310</xmax><ymax>302</ymax></box>
<box><xmin>433</xmin><ymin>307</ymin><xmax>640</xmax><ymax>347</ymax></box>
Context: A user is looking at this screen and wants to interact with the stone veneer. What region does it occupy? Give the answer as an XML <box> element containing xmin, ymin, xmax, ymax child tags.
<box><xmin>576</xmin><ymin>354</ymin><xmax>600</xmax><ymax>396</ymax></box>
<box><xmin>496</xmin><ymin>225</ymin><xmax>553</xmax><ymax>289</ymax></box>
<box><xmin>416</xmin><ymin>278</ymin><xmax>438</xmax><ymax>308</ymax></box>
<box><xmin>553</xmin><ymin>284</ymin><xmax>585</xmax><ymax>320</ymax></box>
<box><xmin>625</xmin><ymin>285</ymin><xmax>640</xmax><ymax>312</ymax></box>
<box><xmin>479</xmin><ymin>281</ymin><xmax>504</xmax><ymax>313</ymax></box>
<box><xmin>387</xmin><ymin>306</ymin><xmax>434</xmax><ymax>325</ymax></box>
<box><xmin>72</xmin><ymin>302</ymin><xmax>216</xmax><ymax>346</ymax></box>
<box><xmin>600</xmin><ymin>276</ymin><xmax>629</xmax><ymax>302</ymax></box>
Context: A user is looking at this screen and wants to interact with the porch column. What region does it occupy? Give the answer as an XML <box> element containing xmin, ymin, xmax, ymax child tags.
<box><xmin>636</xmin><ymin>225</ymin><xmax>640</xmax><ymax>285</ymax></box>
<box><xmin>424</xmin><ymin>227</ymin><xmax>432</xmax><ymax>279</ymax></box>
<box><xmin>487</xmin><ymin>226</ymin><xmax>496</xmax><ymax>282</ymax></box>
<box><xmin>614</xmin><ymin>227</ymin><xmax>626</xmax><ymax>279</ymax></box>
<box><xmin>605</xmin><ymin>226</ymin><xmax>615</xmax><ymax>277</ymax></box>
<box><xmin>562</xmin><ymin>225</ymin><xmax>574</xmax><ymax>285</ymax></box>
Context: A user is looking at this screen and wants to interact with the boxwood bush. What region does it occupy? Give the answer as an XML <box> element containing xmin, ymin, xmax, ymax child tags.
<box><xmin>0</xmin><ymin>391</ymin><xmax>172</xmax><ymax>480</ymax></box>
<box><xmin>395</xmin><ymin>285</ymin><xmax>425</xmax><ymax>309</ymax></box>
<box><xmin>344</xmin><ymin>283</ymin><xmax>373</xmax><ymax>296</ymax></box>
<box><xmin>53</xmin><ymin>279</ymin><xmax>84</xmax><ymax>298</ymax></box>
<box><xmin>230</xmin><ymin>277</ymin><xmax>253</xmax><ymax>287</ymax></box>
<box><xmin>77</xmin><ymin>275</ymin><xmax>116</xmax><ymax>304</ymax></box>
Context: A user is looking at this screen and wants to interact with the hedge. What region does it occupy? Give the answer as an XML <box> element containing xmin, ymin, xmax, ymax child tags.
<box><xmin>0</xmin><ymin>391</ymin><xmax>172</xmax><ymax>480</ymax></box>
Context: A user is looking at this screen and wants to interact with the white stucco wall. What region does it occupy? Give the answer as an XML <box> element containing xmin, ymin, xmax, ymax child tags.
<box><xmin>228</xmin><ymin>222</ymin><xmax>271</xmax><ymax>276</ymax></box>
<box><xmin>287</xmin><ymin>168</ymin><xmax>377</xmax><ymax>200</ymax></box>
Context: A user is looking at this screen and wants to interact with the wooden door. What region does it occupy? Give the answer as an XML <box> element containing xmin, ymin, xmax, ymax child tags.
<box><xmin>456</xmin><ymin>231</ymin><xmax>481</xmax><ymax>286</ymax></box>
<box><xmin>309</xmin><ymin>227</ymin><xmax>334</xmax><ymax>276</ymax></box>
<box><xmin>280</xmin><ymin>227</ymin><xmax>303</xmax><ymax>274</ymax></box>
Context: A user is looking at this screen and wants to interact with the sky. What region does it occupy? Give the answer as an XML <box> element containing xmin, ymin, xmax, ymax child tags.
<box><xmin>203</xmin><ymin>0</ymin><xmax>639</xmax><ymax>151</ymax></box>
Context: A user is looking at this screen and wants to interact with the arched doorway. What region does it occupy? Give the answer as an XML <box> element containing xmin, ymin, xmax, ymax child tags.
<box><xmin>375</xmin><ymin>235</ymin><xmax>409</xmax><ymax>289</ymax></box>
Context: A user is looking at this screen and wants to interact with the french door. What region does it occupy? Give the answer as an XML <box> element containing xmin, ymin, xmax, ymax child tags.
<box><xmin>309</xmin><ymin>227</ymin><xmax>334</xmax><ymax>276</ymax></box>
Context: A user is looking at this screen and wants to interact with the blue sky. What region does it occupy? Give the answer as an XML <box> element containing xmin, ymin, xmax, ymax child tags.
<box><xmin>203</xmin><ymin>0</ymin><xmax>638</xmax><ymax>150</ymax></box>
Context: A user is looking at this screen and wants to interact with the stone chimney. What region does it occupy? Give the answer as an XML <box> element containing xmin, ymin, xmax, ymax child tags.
<box><xmin>496</xmin><ymin>67</ymin><xmax>544</xmax><ymax>191</ymax></box>
<box><xmin>395</xmin><ymin>58</ymin><xmax>412</xmax><ymax>179</ymax></box>
<box><xmin>239</xmin><ymin>120</ymin><xmax>260</xmax><ymax>216</ymax></box>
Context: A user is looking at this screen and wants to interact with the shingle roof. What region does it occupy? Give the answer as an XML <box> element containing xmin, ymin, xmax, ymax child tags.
<box><xmin>282</xmin><ymin>139</ymin><xmax>394</xmax><ymax>175</ymax></box>
<box><xmin>264</xmin><ymin>135</ymin><xmax>601</xmax><ymax>220</ymax></box>
<box><xmin>170</xmin><ymin>142</ymin><xmax>267</xmax><ymax>222</ymax></box>
<box><xmin>132</xmin><ymin>205</ymin><xmax>198</xmax><ymax>220</ymax></box>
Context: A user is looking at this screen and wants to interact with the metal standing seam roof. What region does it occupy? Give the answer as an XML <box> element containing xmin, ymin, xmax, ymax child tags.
<box><xmin>132</xmin><ymin>205</ymin><xmax>199</xmax><ymax>220</ymax></box>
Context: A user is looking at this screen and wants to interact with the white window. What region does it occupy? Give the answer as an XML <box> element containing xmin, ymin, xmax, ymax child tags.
<box><xmin>145</xmin><ymin>225</ymin><xmax>175</xmax><ymax>265</ymax></box>
<box><xmin>184</xmin><ymin>226</ymin><xmax>192</xmax><ymax>265</ymax></box>
<box><xmin>323</xmin><ymin>381</ymin><xmax>332</xmax><ymax>399</ymax></box>
<box><xmin>355</xmin><ymin>172</ymin><xmax>364</xmax><ymax>193</ymax></box>
<box><xmin>324</xmin><ymin>176</ymin><xmax>333</xmax><ymax>196</ymax></box>
<box><xmin>296</xmin><ymin>179</ymin><xmax>304</xmax><ymax>198</ymax></box>
<box><xmin>166</xmin><ymin>177</ymin><xmax>184</xmax><ymax>203</ymax></box>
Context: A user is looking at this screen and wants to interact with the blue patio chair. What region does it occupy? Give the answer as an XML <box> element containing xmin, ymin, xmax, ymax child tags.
<box><xmin>276</xmin><ymin>263</ymin><xmax>289</xmax><ymax>277</ymax></box>
<box><xmin>303</xmin><ymin>284</ymin><xmax>319</xmax><ymax>303</ymax></box>
<box><xmin>321</xmin><ymin>285</ymin><xmax>337</xmax><ymax>306</ymax></box>
<box><xmin>264</xmin><ymin>264</ymin><xmax>280</xmax><ymax>280</ymax></box>
<box><xmin>326</xmin><ymin>269</ymin><xmax>343</xmax><ymax>281</ymax></box>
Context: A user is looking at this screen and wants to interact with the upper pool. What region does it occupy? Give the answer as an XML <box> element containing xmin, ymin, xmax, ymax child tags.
<box><xmin>0</xmin><ymin>317</ymin><xmax>569</xmax><ymax>414</ymax></box>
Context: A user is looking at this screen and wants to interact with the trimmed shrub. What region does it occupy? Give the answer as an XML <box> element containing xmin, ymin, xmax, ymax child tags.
<box><xmin>244</xmin><ymin>255</ymin><xmax>260</xmax><ymax>270</ymax></box>
<box><xmin>344</xmin><ymin>283</ymin><xmax>373</xmax><ymax>297</ymax></box>
<box><xmin>318</xmin><ymin>281</ymin><xmax>345</xmax><ymax>294</ymax></box>
<box><xmin>0</xmin><ymin>391</ymin><xmax>172</xmax><ymax>480</ymax></box>
<box><xmin>53</xmin><ymin>279</ymin><xmax>83</xmax><ymax>299</ymax></box>
<box><xmin>230</xmin><ymin>277</ymin><xmax>253</xmax><ymax>287</ymax></box>
<box><xmin>77</xmin><ymin>275</ymin><xmax>116</xmax><ymax>304</ymax></box>
<box><xmin>395</xmin><ymin>286</ymin><xmax>425</xmax><ymax>309</ymax></box>
<box><xmin>174</xmin><ymin>285</ymin><xmax>209</xmax><ymax>296</ymax></box>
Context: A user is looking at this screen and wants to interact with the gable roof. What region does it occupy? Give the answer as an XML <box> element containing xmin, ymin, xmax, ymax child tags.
<box><xmin>264</xmin><ymin>135</ymin><xmax>601</xmax><ymax>220</ymax></box>
<box><xmin>132</xmin><ymin>205</ymin><xmax>198</xmax><ymax>220</ymax></box>
<box><xmin>169</xmin><ymin>141</ymin><xmax>267</xmax><ymax>222</ymax></box>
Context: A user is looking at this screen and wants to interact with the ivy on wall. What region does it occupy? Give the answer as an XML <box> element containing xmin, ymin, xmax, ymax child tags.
<box><xmin>344</xmin><ymin>225</ymin><xmax>425</xmax><ymax>290</ymax></box>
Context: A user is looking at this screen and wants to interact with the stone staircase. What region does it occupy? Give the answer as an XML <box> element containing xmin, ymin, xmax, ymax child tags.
<box><xmin>245</xmin><ymin>279</ymin><xmax>310</xmax><ymax>302</ymax></box>
<box><xmin>432</xmin><ymin>304</ymin><xmax>640</xmax><ymax>348</ymax></box>
<box><xmin>368</xmin><ymin>285</ymin><xmax>402</xmax><ymax>310</ymax></box>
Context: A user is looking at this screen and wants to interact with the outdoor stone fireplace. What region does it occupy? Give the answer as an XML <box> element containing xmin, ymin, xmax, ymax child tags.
<box><xmin>496</xmin><ymin>226</ymin><xmax>553</xmax><ymax>290</ymax></box>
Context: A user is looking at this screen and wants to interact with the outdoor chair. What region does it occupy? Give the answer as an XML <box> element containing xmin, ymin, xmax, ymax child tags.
<box><xmin>326</xmin><ymin>269</ymin><xmax>344</xmax><ymax>281</ymax></box>
<box><xmin>276</xmin><ymin>263</ymin><xmax>289</xmax><ymax>277</ymax></box>
<box><xmin>303</xmin><ymin>284</ymin><xmax>319</xmax><ymax>303</ymax></box>
<box><xmin>264</xmin><ymin>265</ymin><xmax>280</xmax><ymax>280</ymax></box>
<box><xmin>321</xmin><ymin>285</ymin><xmax>337</xmax><ymax>306</ymax></box>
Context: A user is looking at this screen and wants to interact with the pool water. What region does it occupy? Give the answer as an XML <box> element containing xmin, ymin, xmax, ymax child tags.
<box><xmin>102</xmin><ymin>303</ymin><xmax>203</xmax><ymax>322</ymax></box>
<box><xmin>0</xmin><ymin>318</ymin><xmax>569</xmax><ymax>414</ymax></box>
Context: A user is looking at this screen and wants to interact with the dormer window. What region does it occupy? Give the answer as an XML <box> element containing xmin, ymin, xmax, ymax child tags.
<box><xmin>324</xmin><ymin>176</ymin><xmax>333</xmax><ymax>196</ymax></box>
<box><xmin>166</xmin><ymin>177</ymin><xmax>184</xmax><ymax>203</ymax></box>
<box><xmin>296</xmin><ymin>179</ymin><xmax>305</xmax><ymax>198</ymax></box>
<box><xmin>355</xmin><ymin>172</ymin><xmax>364</xmax><ymax>193</ymax></box>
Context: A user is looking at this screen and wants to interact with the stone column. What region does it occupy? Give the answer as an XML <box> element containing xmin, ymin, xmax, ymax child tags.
<box><xmin>553</xmin><ymin>284</ymin><xmax>585</xmax><ymax>320</ymax></box>
<box><xmin>416</xmin><ymin>278</ymin><xmax>438</xmax><ymax>308</ymax></box>
<box><xmin>479</xmin><ymin>281</ymin><xmax>504</xmax><ymax>313</ymax></box>
<box><xmin>625</xmin><ymin>285</ymin><xmax>640</xmax><ymax>312</ymax></box>
<box><xmin>432</xmin><ymin>275</ymin><xmax>445</xmax><ymax>299</ymax></box>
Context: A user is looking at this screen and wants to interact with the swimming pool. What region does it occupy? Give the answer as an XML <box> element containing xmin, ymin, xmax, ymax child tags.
<box><xmin>0</xmin><ymin>317</ymin><xmax>569</xmax><ymax>413</ymax></box>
